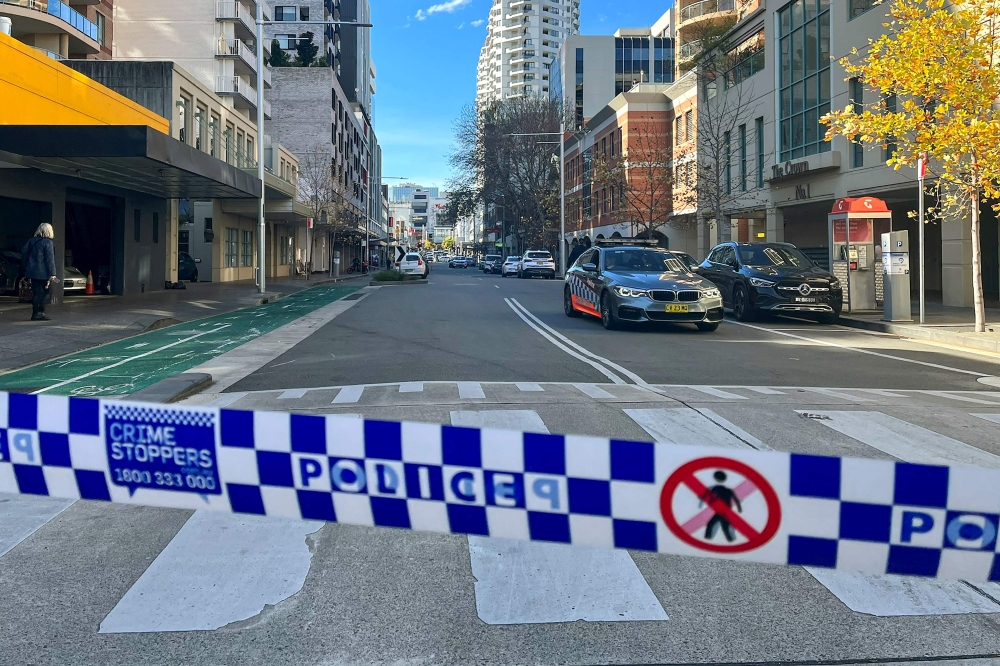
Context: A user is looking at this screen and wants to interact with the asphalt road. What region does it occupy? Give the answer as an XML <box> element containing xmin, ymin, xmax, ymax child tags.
<box><xmin>6</xmin><ymin>266</ymin><xmax>1000</xmax><ymax>666</ymax></box>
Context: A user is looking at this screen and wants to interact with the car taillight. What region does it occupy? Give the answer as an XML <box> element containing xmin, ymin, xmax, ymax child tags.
<box><xmin>395</xmin><ymin>262</ymin><xmax>401</xmax><ymax>267</ymax></box>
<box><xmin>417</xmin><ymin>259</ymin><xmax>423</xmax><ymax>265</ymax></box>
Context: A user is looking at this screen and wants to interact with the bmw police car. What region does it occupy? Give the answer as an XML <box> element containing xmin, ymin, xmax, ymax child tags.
<box><xmin>564</xmin><ymin>239</ymin><xmax>724</xmax><ymax>331</ymax></box>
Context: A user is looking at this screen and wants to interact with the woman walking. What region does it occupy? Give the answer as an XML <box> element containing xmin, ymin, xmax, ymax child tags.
<box><xmin>20</xmin><ymin>223</ymin><xmax>57</xmax><ymax>321</ymax></box>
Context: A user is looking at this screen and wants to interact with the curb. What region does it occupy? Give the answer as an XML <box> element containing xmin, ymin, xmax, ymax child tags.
<box><xmin>838</xmin><ymin>316</ymin><xmax>1000</xmax><ymax>354</ymax></box>
<box><xmin>369</xmin><ymin>279</ymin><xmax>428</xmax><ymax>286</ymax></box>
<box><xmin>128</xmin><ymin>373</ymin><xmax>213</xmax><ymax>404</ymax></box>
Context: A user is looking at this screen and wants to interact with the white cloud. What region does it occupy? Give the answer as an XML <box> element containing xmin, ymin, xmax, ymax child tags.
<box><xmin>471</xmin><ymin>19</ymin><xmax>485</xmax><ymax>27</ymax></box>
<box><xmin>416</xmin><ymin>0</ymin><xmax>472</xmax><ymax>21</ymax></box>
<box><xmin>456</xmin><ymin>22</ymin><xmax>465</xmax><ymax>29</ymax></box>
<box><xmin>415</xmin><ymin>8</ymin><xmax>427</xmax><ymax>20</ymax></box>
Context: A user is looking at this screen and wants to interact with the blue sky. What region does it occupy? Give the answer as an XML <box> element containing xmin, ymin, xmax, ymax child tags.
<box><xmin>370</xmin><ymin>0</ymin><xmax>673</xmax><ymax>192</ymax></box>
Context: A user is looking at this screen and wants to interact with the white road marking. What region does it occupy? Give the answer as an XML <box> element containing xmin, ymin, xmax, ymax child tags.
<box><xmin>860</xmin><ymin>389</ymin><xmax>907</xmax><ymax>398</ymax></box>
<box><xmin>33</xmin><ymin>325</ymin><xmax>230</xmax><ymax>394</ymax></box>
<box><xmin>686</xmin><ymin>385</ymin><xmax>748</xmax><ymax>400</ymax></box>
<box><xmin>972</xmin><ymin>413</ymin><xmax>1000</xmax><ymax>425</ymax></box>
<box><xmin>457</xmin><ymin>382</ymin><xmax>486</xmax><ymax>399</ymax></box>
<box><xmin>503</xmin><ymin>299</ymin><xmax>626</xmax><ymax>385</ymax></box>
<box><xmin>806</xmin><ymin>387</ymin><xmax>873</xmax><ymax>402</ymax></box>
<box><xmin>695</xmin><ymin>408</ymin><xmax>773</xmax><ymax>450</ymax></box>
<box><xmin>333</xmin><ymin>385</ymin><xmax>364</xmax><ymax>404</ymax></box>
<box><xmin>799</xmin><ymin>410</ymin><xmax>1000</xmax><ymax>615</ymax></box>
<box><xmin>187</xmin><ymin>301</ymin><xmax>217</xmax><ymax>310</ymax></box>
<box><xmin>800</xmin><ymin>410</ymin><xmax>1000</xmax><ymax>469</ymax></box>
<box><xmin>278</xmin><ymin>388</ymin><xmax>308</xmax><ymax>399</ymax></box>
<box><xmin>515</xmin><ymin>382</ymin><xmax>544</xmax><ymax>392</ymax></box>
<box><xmin>99</xmin><ymin>512</ymin><xmax>322</xmax><ymax>633</ymax></box>
<box><xmin>124</xmin><ymin>343</ymin><xmax>149</xmax><ymax>350</ymax></box>
<box><xmin>624</xmin><ymin>408</ymin><xmax>755</xmax><ymax>449</ymax></box>
<box><xmin>399</xmin><ymin>382</ymin><xmax>424</xmax><ymax>393</ymax></box>
<box><xmin>507</xmin><ymin>298</ymin><xmax>650</xmax><ymax>389</ymax></box>
<box><xmin>743</xmin><ymin>386</ymin><xmax>785</xmax><ymax>395</ymax></box>
<box><xmin>0</xmin><ymin>494</ymin><xmax>75</xmax><ymax>559</ymax></box>
<box><xmin>204</xmin><ymin>392</ymin><xmax>247</xmax><ymax>407</ymax></box>
<box><xmin>728</xmin><ymin>320</ymin><xmax>989</xmax><ymax>377</ymax></box>
<box><xmin>573</xmin><ymin>383</ymin><xmax>615</xmax><ymax>399</ymax></box>
<box><xmin>269</xmin><ymin>359</ymin><xmax>296</xmax><ymax>368</ymax></box>
<box><xmin>451</xmin><ymin>410</ymin><xmax>667</xmax><ymax>625</ymax></box>
<box><xmin>922</xmin><ymin>391</ymin><xmax>1000</xmax><ymax>405</ymax></box>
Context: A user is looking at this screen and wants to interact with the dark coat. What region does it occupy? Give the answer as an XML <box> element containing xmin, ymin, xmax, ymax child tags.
<box><xmin>567</xmin><ymin>244</ymin><xmax>587</xmax><ymax>267</ymax></box>
<box><xmin>20</xmin><ymin>236</ymin><xmax>56</xmax><ymax>280</ymax></box>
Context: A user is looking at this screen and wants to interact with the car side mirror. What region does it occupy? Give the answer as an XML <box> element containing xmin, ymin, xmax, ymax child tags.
<box><xmin>725</xmin><ymin>257</ymin><xmax>739</xmax><ymax>269</ymax></box>
<box><xmin>582</xmin><ymin>262</ymin><xmax>598</xmax><ymax>272</ymax></box>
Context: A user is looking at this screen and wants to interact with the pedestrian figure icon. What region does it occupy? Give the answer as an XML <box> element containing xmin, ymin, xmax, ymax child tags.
<box><xmin>700</xmin><ymin>470</ymin><xmax>742</xmax><ymax>542</ymax></box>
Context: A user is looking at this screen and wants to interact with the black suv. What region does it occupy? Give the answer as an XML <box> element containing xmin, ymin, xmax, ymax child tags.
<box><xmin>697</xmin><ymin>242</ymin><xmax>842</xmax><ymax>323</ymax></box>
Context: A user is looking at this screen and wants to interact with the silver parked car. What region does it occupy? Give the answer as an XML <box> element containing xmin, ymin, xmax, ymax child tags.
<box><xmin>563</xmin><ymin>240</ymin><xmax>724</xmax><ymax>331</ymax></box>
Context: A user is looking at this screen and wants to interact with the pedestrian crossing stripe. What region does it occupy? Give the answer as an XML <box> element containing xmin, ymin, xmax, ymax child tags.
<box><xmin>2</xmin><ymin>390</ymin><xmax>1000</xmax><ymax>582</ymax></box>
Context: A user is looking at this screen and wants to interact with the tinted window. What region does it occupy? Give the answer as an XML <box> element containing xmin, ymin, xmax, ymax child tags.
<box><xmin>405</xmin><ymin>254</ymin><xmax>420</xmax><ymax>261</ymax></box>
<box><xmin>526</xmin><ymin>252</ymin><xmax>551</xmax><ymax>259</ymax></box>
<box><xmin>576</xmin><ymin>249</ymin><xmax>596</xmax><ymax>267</ymax></box>
<box><xmin>604</xmin><ymin>249</ymin><xmax>685</xmax><ymax>273</ymax></box>
<box><xmin>738</xmin><ymin>245</ymin><xmax>812</xmax><ymax>268</ymax></box>
<box><xmin>485</xmin><ymin>255</ymin><xmax>501</xmax><ymax>261</ymax></box>
<box><xmin>707</xmin><ymin>247</ymin><xmax>725</xmax><ymax>263</ymax></box>
<box><xmin>718</xmin><ymin>246</ymin><xmax>737</xmax><ymax>265</ymax></box>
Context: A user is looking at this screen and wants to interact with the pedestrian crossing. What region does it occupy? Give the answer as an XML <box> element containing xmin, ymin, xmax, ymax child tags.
<box><xmin>5</xmin><ymin>403</ymin><xmax>1000</xmax><ymax>638</ymax></box>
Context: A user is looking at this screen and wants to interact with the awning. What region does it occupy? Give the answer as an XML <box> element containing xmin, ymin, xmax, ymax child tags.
<box><xmin>0</xmin><ymin>125</ymin><xmax>260</xmax><ymax>199</ymax></box>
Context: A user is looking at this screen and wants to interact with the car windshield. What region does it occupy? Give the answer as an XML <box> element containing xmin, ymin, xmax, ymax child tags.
<box><xmin>738</xmin><ymin>245</ymin><xmax>812</xmax><ymax>268</ymax></box>
<box><xmin>505</xmin><ymin>257</ymin><xmax>518</xmax><ymax>263</ymax></box>
<box><xmin>603</xmin><ymin>249</ymin><xmax>686</xmax><ymax>273</ymax></box>
<box><xmin>405</xmin><ymin>254</ymin><xmax>420</xmax><ymax>261</ymax></box>
<box><xmin>526</xmin><ymin>252</ymin><xmax>551</xmax><ymax>259</ymax></box>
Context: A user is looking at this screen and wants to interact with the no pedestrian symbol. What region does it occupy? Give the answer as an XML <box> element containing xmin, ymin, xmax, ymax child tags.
<box><xmin>660</xmin><ymin>456</ymin><xmax>781</xmax><ymax>553</ymax></box>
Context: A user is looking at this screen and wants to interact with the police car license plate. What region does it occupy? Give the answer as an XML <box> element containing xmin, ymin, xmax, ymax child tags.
<box><xmin>665</xmin><ymin>304</ymin><xmax>689</xmax><ymax>313</ymax></box>
<box><xmin>794</xmin><ymin>297</ymin><xmax>817</xmax><ymax>303</ymax></box>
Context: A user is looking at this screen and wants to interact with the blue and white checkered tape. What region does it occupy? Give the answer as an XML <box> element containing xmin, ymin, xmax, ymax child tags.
<box><xmin>2</xmin><ymin>390</ymin><xmax>999</xmax><ymax>581</ymax></box>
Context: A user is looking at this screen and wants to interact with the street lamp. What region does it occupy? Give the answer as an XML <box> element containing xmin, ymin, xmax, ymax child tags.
<box><xmin>508</xmin><ymin>123</ymin><xmax>567</xmax><ymax>276</ymax></box>
<box><xmin>254</xmin><ymin>9</ymin><xmax>373</xmax><ymax>293</ymax></box>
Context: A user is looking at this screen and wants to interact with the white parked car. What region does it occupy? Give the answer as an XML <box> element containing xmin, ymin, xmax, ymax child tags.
<box><xmin>500</xmin><ymin>256</ymin><xmax>520</xmax><ymax>277</ymax></box>
<box><xmin>397</xmin><ymin>252</ymin><xmax>428</xmax><ymax>277</ymax></box>
<box><xmin>518</xmin><ymin>250</ymin><xmax>556</xmax><ymax>279</ymax></box>
<box><xmin>63</xmin><ymin>265</ymin><xmax>88</xmax><ymax>293</ymax></box>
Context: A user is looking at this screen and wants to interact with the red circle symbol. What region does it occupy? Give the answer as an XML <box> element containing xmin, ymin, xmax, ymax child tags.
<box><xmin>660</xmin><ymin>456</ymin><xmax>782</xmax><ymax>553</ymax></box>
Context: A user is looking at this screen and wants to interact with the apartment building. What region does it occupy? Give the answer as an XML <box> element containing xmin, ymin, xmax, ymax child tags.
<box><xmin>475</xmin><ymin>0</ymin><xmax>581</xmax><ymax>103</ymax></box>
<box><xmin>550</xmin><ymin>11</ymin><xmax>674</xmax><ymax>129</ymax></box>
<box><xmin>699</xmin><ymin>0</ymin><xmax>992</xmax><ymax>309</ymax></box>
<box><xmin>0</xmin><ymin>0</ymin><xmax>110</xmax><ymax>59</ymax></box>
<box><xmin>112</xmin><ymin>0</ymin><xmax>272</xmax><ymax>123</ymax></box>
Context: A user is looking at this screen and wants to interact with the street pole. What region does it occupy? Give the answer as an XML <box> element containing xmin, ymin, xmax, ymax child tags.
<box><xmin>255</xmin><ymin>1</ymin><xmax>265</xmax><ymax>294</ymax></box>
<box><xmin>559</xmin><ymin>121</ymin><xmax>566</xmax><ymax>277</ymax></box>
<box><xmin>918</xmin><ymin>153</ymin><xmax>926</xmax><ymax>324</ymax></box>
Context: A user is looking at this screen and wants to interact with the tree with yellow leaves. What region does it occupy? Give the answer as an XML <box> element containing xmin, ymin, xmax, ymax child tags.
<box><xmin>822</xmin><ymin>0</ymin><xmax>1000</xmax><ymax>332</ymax></box>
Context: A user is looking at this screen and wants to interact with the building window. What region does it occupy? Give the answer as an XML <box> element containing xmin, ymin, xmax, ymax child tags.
<box><xmin>614</xmin><ymin>36</ymin><xmax>673</xmax><ymax>96</ymax></box>
<box><xmin>275</xmin><ymin>33</ymin><xmax>297</xmax><ymax>49</ymax></box>
<box><xmin>95</xmin><ymin>12</ymin><xmax>106</xmax><ymax>47</ymax></box>
<box><xmin>724</xmin><ymin>31</ymin><xmax>765</xmax><ymax>89</ymax></box>
<box><xmin>274</xmin><ymin>6</ymin><xmax>297</xmax><ymax>21</ymax></box>
<box><xmin>685</xmin><ymin>110</ymin><xmax>692</xmax><ymax>142</ymax></box>
<box><xmin>279</xmin><ymin>236</ymin><xmax>289</xmax><ymax>265</ymax></box>
<box><xmin>850</xmin><ymin>78</ymin><xmax>864</xmax><ymax>168</ymax></box>
<box><xmin>582</xmin><ymin>148</ymin><xmax>592</xmax><ymax>219</ymax></box>
<box><xmin>153</xmin><ymin>213</ymin><xmax>159</xmax><ymax>243</ymax></box>
<box><xmin>225</xmin><ymin>228</ymin><xmax>238</xmax><ymax>268</ymax></box>
<box><xmin>739</xmin><ymin>124</ymin><xmax>747</xmax><ymax>191</ymax></box>
<box><xmin>225</xmin><ymin>123</ymin><xmax>234</xmax><ymax>163</ymax></box>
<box><xmin>299</xmin><ymin>6</ymin><xmax>309</xmax><ymax>20</ymax></box>
<box><xmin>778</xmin><ymin>0</ymin><xmax>831</xmax><ymax>161</ymax></box>
<box><xmin>724</xmin><ymin>131</ymin><xmax>731</xmax><ymax>194</ymax></box>
<box><xmin>755</xmin><ymin>117</ymin><xmax>765</xmax><ymax>188</ymax></box>
<box><xmin>676</xmin><ymin>116</ymin><xmax>683</xmax><ymax>145</ymax></box>
<box><xmin>210</xmin><ymin>113</ymin><xmax>221</xmax><ymax>157</ymax></box>
<box><xmin>196</xmin><ymin>105</ymin><xmax>207</xmax><ymax>152</ymax></box>
<box><xmin>575</xmin><ymin>48</ymin><xmax>584</xmax><ymax>129</ymax></box>
<box><xmin>241</xmin><ymin>229</ymin><xmax>253</xmax><ymax>267</ymax></box>
<box><xmin>133</xmin><ymin>209</ymin><xmax>141</xmax><ymax>242</ymax></box>
<box><xmin>178</xmin><ymin>96</ymin><xmax>191</xmax><ymax>144</ymax></box>
<box><xmin>179</xmin><ymin>230</ymin><xmax>190</xmax><ymax>255</ymax></box>
<box><xmin>849</xmin><ymin>0</ymin><xmax>878</xmax><ymax>19</ymax></box>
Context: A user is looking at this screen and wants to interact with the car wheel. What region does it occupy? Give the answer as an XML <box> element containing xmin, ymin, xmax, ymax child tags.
<box><xmin>733</xmin><ymin>284</ymin><xmax>756</xmax><ymax>322</ymax></box>
<box><xmin>191</xmin><ymin>270</ymin><xmax>198</xmax><ymax>283</ymax></box>
<box><xmin>817</xmin><ymin>312</ymin><xmax>839</xmax><ymax>325</ymax></box>
<box><xmin>600</xmin><ymin>291</ymin><xmax>619</xmax><ymax>330</ymax></box>
<box><xmin>697</xmin><ymin>321</ymin><xmax>720</xmax><ymax>332</ymax></box>
<box><xmin>564</xmin><ymin>286</ymin><xmax>581</xmax><ymax>317</ymax></box>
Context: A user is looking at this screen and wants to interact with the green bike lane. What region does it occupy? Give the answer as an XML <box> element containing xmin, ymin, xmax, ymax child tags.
<box><xmin>0</xmin><ymin>283</ymin><xmax>361</xmax><ymax>397</ymax></box>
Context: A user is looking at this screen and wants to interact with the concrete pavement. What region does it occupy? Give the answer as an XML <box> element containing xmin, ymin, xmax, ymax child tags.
<box><xmin>5</xmin><ymin>268</ymin><xmax>1000</xmax><ymax>665</ymax></box>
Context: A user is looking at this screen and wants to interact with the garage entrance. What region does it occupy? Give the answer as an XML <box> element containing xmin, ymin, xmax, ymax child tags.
<box><xmin>65</xmin><ymin>191</ymin><xmax>115</xmax><ymax>294</ymax></box>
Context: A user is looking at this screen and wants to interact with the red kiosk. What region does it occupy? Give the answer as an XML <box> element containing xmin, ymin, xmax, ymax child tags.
<box><xmin>828</xmin><ymin>197</ymin><xmax>892</xmax><ymax>312</ymax></box>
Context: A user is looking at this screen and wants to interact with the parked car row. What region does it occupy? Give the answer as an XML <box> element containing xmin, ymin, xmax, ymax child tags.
<box><xmin>561</xmin><ymin>238</ymin><xmax>843</xmax><ymax>332</ymax></box>
<box><xmin>476</xmin><ymin>251</ymin><xmax>557</xmax><ymax>279</ymax></box>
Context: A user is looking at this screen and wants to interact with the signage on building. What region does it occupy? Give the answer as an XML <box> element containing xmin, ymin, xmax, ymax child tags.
<box><xmin>771</xmin><ymin>160</ymin><xmax>810</xmax><ymax>180</ymax></box>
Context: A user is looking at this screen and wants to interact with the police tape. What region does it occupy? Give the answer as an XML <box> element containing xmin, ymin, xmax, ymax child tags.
<box><xmin>1</xmin><ymin>390</ymin><xmax>998</xmax><ymax>581</ymax></box>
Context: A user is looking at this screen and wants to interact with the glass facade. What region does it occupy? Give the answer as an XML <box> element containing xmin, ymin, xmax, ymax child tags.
<box><xmin>755</xmin><ymin>117</ymin><xmax>765</xmax><ymax>187</ymax></box>
<box><xmin>550</xmin><ymin>52</ymin><xmax>563</xmax><ymax>107</ymax></box>
<box><xmin>575</xmin><ymin>48</ymin><xmax>584</xmax><ymax>129</ymax></box>
<box><xmin>615</xmin><ymin>37</ymin><xmax>674</xmax><ymax>96</ymax></box>
<box><xmin>849</xmin><ymin>0</ymin><xmax>878</xmax><ymax>19</ymax></box>
<box><xmin>778</xmin><ymin>0</ymin><xmax>831</xmax><ymax>161</ymax></box>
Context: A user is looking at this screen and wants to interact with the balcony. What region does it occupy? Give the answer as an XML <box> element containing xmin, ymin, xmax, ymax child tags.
<box><xmin>678</xmin><ymin>39</ymin><xmax>703</xmax><ymax>61</ymax></box>
<box><xmin>216</xmin><ymin>1</ymin><xmax>255</xmax><ymax>40</ymax></box>
<box><xmin>0</xmin><ymin>0</ymin><xmax>100</xmax><ymax>53</ymax></box>
<box><xmin>679</xmin><ymin>0</ymin><xmax>736</xmax><ymax>25</ymax></box>
<box><xmin>216</xmin><ymin>76</ymin><xmax>271</xmax><ymax>119</ymax></box>
<box><xmin>217</xmin><ymin>37</ymin><xmax>259</xmax><ymax>76</ymax></box>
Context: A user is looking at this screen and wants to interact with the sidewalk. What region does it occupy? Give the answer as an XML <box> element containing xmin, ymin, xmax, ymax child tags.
<box><xmin>839</xmin><ymin>300</ymin><xmax>1000</xmax><ymax>355</ymax></box>
<box><xmin>0</xmin><ymin>273</ymin><xmax>367</xmax><ymax>373</ymax></box>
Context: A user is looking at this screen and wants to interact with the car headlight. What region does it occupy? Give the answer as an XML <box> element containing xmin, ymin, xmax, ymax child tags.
<box><xmin>829</xmin><ymin>278</ymin><xmax>841</xmax><ymax>289</ymax></box>
<box><xmin>749</xmin><ymin>277</ymin><xmax>776</xmax><ymax>288</ymax></box>
<box><xmin>614</xmin><ymin>286</ymin><xmax>649</xmax><ymax>298</ymax></box>
<box><xmin>701</xmin><ymin>288</ymin><xmax>721</xmax><ymax>299</ymax></box>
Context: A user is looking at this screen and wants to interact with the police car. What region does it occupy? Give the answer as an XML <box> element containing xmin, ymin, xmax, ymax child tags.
<box><xmin>564</xmin><ymin>239</ymin><xmax>724</xmax><ymax>331</ymax></box>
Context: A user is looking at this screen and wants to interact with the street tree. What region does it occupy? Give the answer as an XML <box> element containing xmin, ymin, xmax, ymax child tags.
<box><xmin>298</xmin><ymin>145</ymin><xmax>353</xmax><ymax>277</ymax></box>
<box><xmin>442</xmin><ymin>237</ymin><xmax>456</xmax><ymax>250</ymax></box>
<box><xmin>295</xmin><ymin>32</ymin><xmax>319</xmax><ymax>67</ymax></box>
<box><xmin>591</xmin><ymin>117</ymin><xmax>675</xmax><ymax>239</ymax></box>
<box><xmin>822</xmin><ymin>0</ymin><xmax>1000</xmax><ymax>332</ymax></box>
<box><xmin>269</xmin><ymin>40</ymin><xmax>291</xmax><ymax>67</ymax></box>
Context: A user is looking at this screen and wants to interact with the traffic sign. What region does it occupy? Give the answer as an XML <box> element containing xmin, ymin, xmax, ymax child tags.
<box><xmin>395</xmin><ymin>246</ymin><xmax>406</xmax><ymax>263</ymax></box>
<box><xmin>660</xmin><ymin>456</ymin><xmax>781</xmax><ymax>554</ymax></box>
